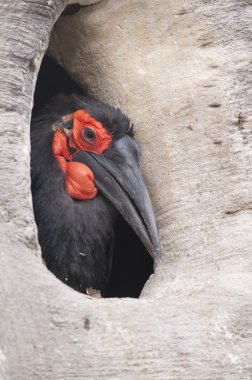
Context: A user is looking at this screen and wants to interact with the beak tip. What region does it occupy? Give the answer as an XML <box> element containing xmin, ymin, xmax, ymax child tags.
<box><xmin>150</xmin><ymin>245</ymin><xmax>162</xmax><ymax>259</ymax></box>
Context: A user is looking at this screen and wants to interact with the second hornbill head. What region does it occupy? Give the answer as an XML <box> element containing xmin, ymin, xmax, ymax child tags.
<box><xmin>52</xmin><ymin>95</ymin><xmax>161</xmax><ymax>259</ymax></box>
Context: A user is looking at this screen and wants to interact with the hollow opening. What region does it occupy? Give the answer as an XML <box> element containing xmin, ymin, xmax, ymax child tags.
<box><xmin>32</xmin><ymin>50</ymin><xmax>155</xmax><ymax>298</ymax></box>
<box><xmin>105</xmin><ymin>215</ymin><xmax>154</xmax><ymax>298</ymax></box>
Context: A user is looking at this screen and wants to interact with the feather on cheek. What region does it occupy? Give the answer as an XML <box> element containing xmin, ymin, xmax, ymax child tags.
<box><xmin>52</xmin><ymin>109</ymin><xmax>112</xmax><ymax>200</ymax></box>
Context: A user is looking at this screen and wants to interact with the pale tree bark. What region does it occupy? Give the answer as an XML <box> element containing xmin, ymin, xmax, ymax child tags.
<box><xmin>0</xmin><ymin>1</ymin><xmax>251</xmax><ymax>379</ymax></box>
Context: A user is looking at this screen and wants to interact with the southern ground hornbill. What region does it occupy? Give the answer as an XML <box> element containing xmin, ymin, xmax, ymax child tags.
<box><xmin>31</xmin><ymin>56</ymin><xmax>160</xmax><ymax>297</ymax></box>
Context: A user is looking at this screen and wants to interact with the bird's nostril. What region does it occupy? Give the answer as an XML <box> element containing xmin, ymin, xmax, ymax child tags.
<box><xmin>63</xmin><ymin>120</ymin><xmax>73</xmax><ymax>130</ymax></box>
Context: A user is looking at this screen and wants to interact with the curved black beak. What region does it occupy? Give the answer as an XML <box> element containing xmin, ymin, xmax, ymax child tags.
<box><xmin>73</xmin><ymin>136</ymin><xmax>161</xmax><ymax>258</ymax></box>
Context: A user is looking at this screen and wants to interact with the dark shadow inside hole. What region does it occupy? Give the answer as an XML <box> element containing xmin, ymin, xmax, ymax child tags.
<box><xmin>105</xmin><ymin>216</ymin><xmax>154</xmax><ymax>298</ymax></box>
<box><xmin>32</xmin><ymin>55</ymin><xmax>83</xmax><ymax>118</ymax></box>
<box><xmin>32</xmin><ymin>54</ymin><xmax>154</xmax><ymax>298</ymax></box>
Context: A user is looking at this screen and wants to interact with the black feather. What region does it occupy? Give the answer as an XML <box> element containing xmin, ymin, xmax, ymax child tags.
<box><xmin>31</xmin><ymin>55</ymin><xmax>152</xmax><ymax>297</ymax></box>
<box><xmin>31</xmin><ymin>99</ymin><xmax>118</xmax><ymax>293</ymax></box>
<box><xmin>31</xmin><ymin>56</ymin><xmax>133</xmax><ymax>294</ymax></box>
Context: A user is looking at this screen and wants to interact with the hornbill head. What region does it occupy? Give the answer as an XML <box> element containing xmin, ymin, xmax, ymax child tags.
<box><xmin>31</xmin><ymin>93</ymin><xmax>160</xmax><ymax>297</ymax></box>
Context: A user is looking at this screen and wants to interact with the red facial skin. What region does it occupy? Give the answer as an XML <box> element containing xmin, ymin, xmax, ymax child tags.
<box><xmin>52</xmin><ymin>110</ymin><xmax>112</xmax><ymax>200</ymax></box>
<box><xmin>71</xmin><ymin>110</ymin><xmax>112</xmax><ymax>155</ymax></box>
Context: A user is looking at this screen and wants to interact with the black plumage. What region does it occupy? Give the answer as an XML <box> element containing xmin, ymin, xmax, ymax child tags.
<box><xmin>31</xmin><ymin>56</ymin><xmax>160</xmax><ymax>297</ymax></box>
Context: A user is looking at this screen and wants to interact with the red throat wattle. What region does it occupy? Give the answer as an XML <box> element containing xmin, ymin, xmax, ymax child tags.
<box><xmin>52</xmin><ymin>109</ymin><xmax>112</xmax><ymax>200</ymax></box>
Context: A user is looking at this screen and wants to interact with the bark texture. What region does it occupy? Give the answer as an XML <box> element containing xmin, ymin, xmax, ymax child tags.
<box><xmin>0</xmin><ymin>0</ymin><xmax>251</xmax><ymax>379</ymax></box>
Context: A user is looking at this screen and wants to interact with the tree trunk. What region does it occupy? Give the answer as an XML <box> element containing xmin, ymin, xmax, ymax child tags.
<box><xmin>0</xmin><ymin>0</ymin><xmax>251</xmax><ymax>379</ymax></box>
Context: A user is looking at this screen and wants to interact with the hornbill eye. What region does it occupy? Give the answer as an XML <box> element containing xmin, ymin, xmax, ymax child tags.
<box><xmin>83</xmin><ymin>127</ymin><xmax>96</xmax><ymax>144</ymax></box>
